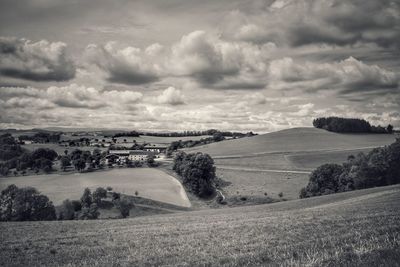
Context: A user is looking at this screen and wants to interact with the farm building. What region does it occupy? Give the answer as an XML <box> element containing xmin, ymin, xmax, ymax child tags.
<box><xmin>143</xmin><ymin>144</ymin><xmax>167</xmax><ymax>153</ymax></box>
<box><xmin>108</xmin><ymin>150</ymin><xmax>154</xmax><ymax>162</ymax></box>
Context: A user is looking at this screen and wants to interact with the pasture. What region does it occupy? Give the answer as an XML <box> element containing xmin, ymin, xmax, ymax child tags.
<box><xmin>0</xmin><ymin>168</ymin><xmax>190</xmax><ymax>207</ymax></box>
<box><xmin>1</xmin><ymin>184</ymin><xmax>399</xmax><ymax>266</ymax></box>
<box><xmin>185</xmin><ymin>127</ymin><xmax>396</xmax><ymax>156</ymax></box>
<box><xmin>217</xmin><ymin>168</ymin><xmax>310</xmax><ymax>200</ymax></box>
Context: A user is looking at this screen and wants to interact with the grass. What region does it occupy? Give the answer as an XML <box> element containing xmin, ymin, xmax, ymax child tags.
<box><xmin>217</xmin><ymin>168</ymin><xmax>310</xmax><ymax>200</ymax></box>
<box><xmin>0</xmin><ymin>168</ymin><xmax>190</xmax><ymax>207</ymax></box>
<box><xmin>0</xmin><ymin>184</ymin><xmax>399</xmax><ymax>266</ymax></box>
<box><xmin>185</xmin><ymin>127</ymin><xmax>396</xmax><ymax>157</ymax></box>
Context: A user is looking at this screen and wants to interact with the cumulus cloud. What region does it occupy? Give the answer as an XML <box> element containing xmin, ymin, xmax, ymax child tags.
<box><xmin>0</xmin><ymin>37</ymin><xmax>75</xmax><ymax>81</ymax></box>
<box><xmin>168</xmin><ymin>30</ymin><xmax>273</xmax><ymax>89</ymax></box>
<box><xmin>157</xmin><ymin>86</ymin><xmax>185</xmax><ymax>105</ymax></box>
<box><xmin>223</xmin><ymin>0</ymin><xmax>400</xmax><ymax>49</ymax></box>
<box><xmin>269</xmin><ymin>56</ymin><xmax>399</xmax><ymax>94</ymax></box>
<box><xmin>85</xmin><ymin>42</ymin><xmax>161</xmax><ymax>85</ymax></box>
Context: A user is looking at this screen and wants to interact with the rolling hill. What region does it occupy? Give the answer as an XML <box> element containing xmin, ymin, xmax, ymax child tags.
<box><xmin>184</xmin><ymin>127</ymin><xmax>398</xmax><ymax>200</ymax></box>
<box><xmin>1</xmin><ymin>184</ymin><xmax>399</xmax><ymax>266</ymax></box>
<box><xmin>185</xmin><ymin>127</ymin><xmax>396</xmax><ymax>157</ymax></box>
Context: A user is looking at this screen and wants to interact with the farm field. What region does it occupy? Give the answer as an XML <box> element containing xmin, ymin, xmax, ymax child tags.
<box><xmin>21</xmin><ymin>143</ymin><xmax>108</xmax><ymax>155</ymax></box>
<box><xmin>185</xmin><ymin>127</ymin><xmax>396</xmax><ymax>157</ymax></box>
<box><xmin>0</xmin><ymin>168</ymin><xmax>190</xmax><ymax>207</ymax></box>
<box><xmin>217</xmin><ymin>168</ymin><xmax>309</xmax><ymax>200</ymax></box>
<box><xmin>1</xmin><ymin>184</ymin><xmax>399</xmax><ymax>266</ymax></box>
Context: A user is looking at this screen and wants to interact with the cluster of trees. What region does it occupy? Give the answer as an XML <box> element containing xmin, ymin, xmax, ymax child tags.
<box><xmin>300</xmin><ymin>138</ymin><xmax>400</xmax><ymax>198</ymax></box>
<box><xmin>58</xmin><ymin>187</ymin><xmax>133</xmax><ymax>220</ymax></box>
<box><xmin>0</xmin><ymin>185</ymin><xmax>56</xmax><ymax>221</ymax></box>
<box><xmin>313</xmin><ymin>117</ymin><xmax>394</xmax><ymax>133</ymax></box>
<box><xmin>167</xmin><ymin>133</ymin><xmax>228</xmax><ymax>154</ymax></box>
<box><xmin>62</xmin><ymin>148</ymin><xmax>105</xmax><ymax>172</ymax></box>
<box><xmin>113</xmin><ymin>131</ymin><xmax>140</xmax><ymax>138</ymax></box>
<box><xmin>18</xmin><ymin>132</ymin><xmax>61</xmax><ymax>143</ymax></box>
<box><xmin>0</xmin><ymin>134</ymin><xmax>58</xmax><ymax>176</ymax></box>
<box><xmin>0</xmin><ymin>133</ymin><xmax>24</xmax><ymax>161</ymax></box>
<box><xmin>173</xmin><ymin>152</ymin><xmax>216</xmax><ymax>197</ymax></box>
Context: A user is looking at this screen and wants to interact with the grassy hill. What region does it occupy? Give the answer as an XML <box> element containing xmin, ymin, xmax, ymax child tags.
<box><xmin>185</xmin><ymin>127</ymin><xmax>396</xmax><ymax>157</ymax></box>
<box><xmin>183</xmin><ymin>128</ymin><xmax>397</xmax><ymax>200</ymax></box>
<box><xmin>1</xmin><ymin>184</ymin><xmax>399</xmax><ymax>266</ymax></box>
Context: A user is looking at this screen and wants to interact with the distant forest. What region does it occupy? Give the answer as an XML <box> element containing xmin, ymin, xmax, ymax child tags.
<box><xmin>313</xmin><ymin>117</ymin><xmax>393</xmax><ymax>133</ymax></box>
<box><xmin>113</xmin><ymin>129</ymin><xmax>257</xmax><ymax>138</ymax></box>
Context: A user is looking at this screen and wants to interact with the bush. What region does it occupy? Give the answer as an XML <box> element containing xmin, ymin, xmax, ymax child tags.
<box><xmin>113</xmin><ymin>198</ymin><xmax>133</xmax><ymax>218</ymax></box>
<box><xmin>77</xmin><ymin>203</ymin><xmax>99</xmax><ymax>220</ymax></box>
<box><xmin>80</xmin><ymin>188</ymin><xmax>92</xmax><ymax>206</ymax></box>
<box><xmin>58</xmin><ymin>199</ymin><xmax>75</xmax><ymax>220</ymax></box>
<box><xmin>0</xmin><ymin>185</ymin><xmax>56</xmax><ymax>221</ymax></box>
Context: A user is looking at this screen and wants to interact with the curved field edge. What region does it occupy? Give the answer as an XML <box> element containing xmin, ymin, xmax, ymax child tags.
<box><xmin>1</xmin><ymin>184</ymin><xmax>399</xmax><ymax>266</ymax></box>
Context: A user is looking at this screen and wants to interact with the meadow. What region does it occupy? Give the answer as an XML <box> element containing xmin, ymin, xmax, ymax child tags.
<box><xmin>0</xmin><ymin>168</ymin><xmax>190</xmax><ymax>207</ymax></box>
<box><xmin>1</xmin><ymin>184</ymin><xmax>399</xmax><ymax>266</ymax></box>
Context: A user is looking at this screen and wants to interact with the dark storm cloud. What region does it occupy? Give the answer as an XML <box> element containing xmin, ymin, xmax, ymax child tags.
<box><xmin>0</xmin><ymin>37</ymin><xmax>75</xmax><ymax>82</ymax></box>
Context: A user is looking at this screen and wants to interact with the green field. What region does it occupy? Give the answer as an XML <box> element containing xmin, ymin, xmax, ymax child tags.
<box><xmin>1</xmin><ymin>184</ymin><xmax>399</xmax><ymax>266</ymax></box>
<box><xmin>0</xmin><ymin>168</ymin><xmax>190</xmax><ymax>207</ymax></box>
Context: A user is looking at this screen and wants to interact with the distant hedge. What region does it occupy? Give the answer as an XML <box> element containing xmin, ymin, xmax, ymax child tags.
<box><xmin>313</xmin><ymin>117</ymin><xmax>393</xmax><ymax>133</ymax></box>
<box><xmin>300</xmin><ymin>138</ymin><xmax>400</xmax><ymax>198</ymax></box>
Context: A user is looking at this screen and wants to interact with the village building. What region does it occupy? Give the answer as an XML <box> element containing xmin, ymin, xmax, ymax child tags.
<box><xmin>143</xmin><ymin>144</ymin><xmax>167</xmax><ymax>154</ymax></box>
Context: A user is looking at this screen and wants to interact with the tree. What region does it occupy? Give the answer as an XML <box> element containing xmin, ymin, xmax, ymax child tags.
<box><xmin>114</xmin><ymin>198</ymin><xmax>133</xmax><ymax>218</ymax></box>
<box><xmin>212</xmin><ymin>132</ymin><xmax>225</xmax><ymax>142</ymax></box>
<box><xmin>77</xmin><ymin>203</ymin><xmax>99</xmax><ymax>220</ymax></box>
<box><xmin>0</xmin><ymin>185</ymin><xmax>56</xmax><ymax>221</ymax></box>
<box><xmin>58</xmin><ymin>199</ymin><xmax>75</xmax><ymax>220</ymax></box>
<box><xmin>60</xmin><ymin>156</ymin><xmax>71</xmax><ymax>171</ymax></box>
<box><xmin>80</xmin><ymin>188</ymin><xmax>92</xmax><ymax>207</ymax></box>
<box><xmin>73</xmin><ymin>158</ymin><xmax>86</xmax><ymax>172</ymax></box>
<box><xmin>173</xmin><ymin>152</ymin><xmax>216</xmax><ymax>197</ymax></box>
<box><xmin>92</xmin><ymin>187</ymin><xmax>107</xmax><ymax>204</ymax></box>
<box><xmin>300</xmin><ymin>164</ymin><xmax>344</xmax><ymax>198</ymax></box>
<box><xmin>387</xmin><ymin>124</ymin><xmax>394</xmax><ymax>134</ymax></box>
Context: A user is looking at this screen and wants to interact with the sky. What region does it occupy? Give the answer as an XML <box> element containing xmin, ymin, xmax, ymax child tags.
<box><xmin>0</xmin><ymin>0</ymin><xmax>399</xmax><ymax>132</ymax></box>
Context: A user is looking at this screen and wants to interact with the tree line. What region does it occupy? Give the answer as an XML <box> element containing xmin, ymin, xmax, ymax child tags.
<box><xmin>112</xmin><ymin>129</ymin><xmax>256</xmax><ymax>138</ymax></box>
<box><xmin>300</xmin><ymin>138</ymin><xmax>400</xmax><ymax>198</ymax></box>
<box><xmin>313</xmin><ymin>117</ymin><xmax>393</xmax><ymax>133</ymax></box>
<box><xmin>0</xmin><ymin>185</ymin><xmax>134</xmax><ymax>221</ymax></box>
<box><xmin>0</xmin><ymin>134</ymin><xmax>58</xmax><ymax>176</ymax></box>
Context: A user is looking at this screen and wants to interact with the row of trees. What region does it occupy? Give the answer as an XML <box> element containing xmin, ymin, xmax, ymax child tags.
<box><xmin>18</xmin><ymin>132</ymin><xmax>61</xmax><ymax>143</ymax></box>
<box><xmin>313</xmin><ymin>117</ymin><xmax>394</xmax><ymax>133</ymax></box>
<box><xmin>300</xmin><ymin>138</ymin><xmax>400</xmax><ymax>198</ymax></box>
<box><xmin>167</xmin><ymin>133</ymin><xmax>227</xmax><ymax>155</ymax></box>
<box><xmin>173</xmin><ymin>152</ymin><xmax>216</xmax><ymax>197</ymax></box>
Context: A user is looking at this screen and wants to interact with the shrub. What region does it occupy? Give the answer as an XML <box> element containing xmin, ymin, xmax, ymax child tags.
<box><xmin>77</xmin><ymin>203</ymin><xmax>99</xmax><ymax>220</ymax></box>
<box><xmin>80</xmin><ymin>188</ymin><xmax>92</xmax><ymax>206</ymax></box>
<box><xmin>58</xmin><ymin>199</ymin><xmax>75</xmax><ymax>220</ymax></box>
<box><xmin>114</xmin><ymin>198</ymin><xmax>133</xmax><ymax>218</ymax></box>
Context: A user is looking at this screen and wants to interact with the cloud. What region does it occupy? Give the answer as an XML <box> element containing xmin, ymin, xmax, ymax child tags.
<box><xmin>223</xmin><ymin>0</ymin><xmax>400</xmax><ymax>49</ymax></box>
<box><xmin>0</xmin><ymin>37</ymin><xmax>75</xmax><ymax>81</ymax></box>
<box><xmin>157</xmin><ymin>86</ymin><xmax>185</xmax><ymax>105</ymax></box>
<box><xmin>0</xmin><ymin>84</ymin><xmax>143</xmax><ymax>110</ymax></box>
<box><xmin>168</xmin><ymin>30</ymin><xmax>273</xmax><ymax>89</ymax></box>
<box><xmin>268</xmin><ymin>56</ymin><xmax>399</xmax><ymax>94</ymax></box>
<box><xmin>85</xmin><ymin>42</ymin><xmax>161</xmax><ymax>85</ymax></box>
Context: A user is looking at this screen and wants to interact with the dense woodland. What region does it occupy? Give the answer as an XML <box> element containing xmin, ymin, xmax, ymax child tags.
<box><xmin>313</xmin><ymin>117</ymin><xmax>393</xmax><ymax>133</ymax></box>
<box><xmin>300</xmin><ymin>138</ymin><xmax>400</xmax><ymax>198</ymax></box>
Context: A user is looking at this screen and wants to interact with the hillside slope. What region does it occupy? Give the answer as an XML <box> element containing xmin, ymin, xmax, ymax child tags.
<box><xmin>1</xmin><ymin>184</ymin><xmax>399</xmax><ymax>266</ymax></box>
<box><xmin>184</xmin><ymin>127</ymin><xmax>396</xmax><ymax>157</ymax></box>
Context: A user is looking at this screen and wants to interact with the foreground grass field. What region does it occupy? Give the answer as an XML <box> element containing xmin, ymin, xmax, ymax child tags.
<box><xmin>0</xmin><ymin>184</ymin><xmax>399</xmax><ymax>266</ymax></box>
<box><xmin>0</xmin><ymin>168</ymin><xmax>190</xmax><ymax>207</ymax></box>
